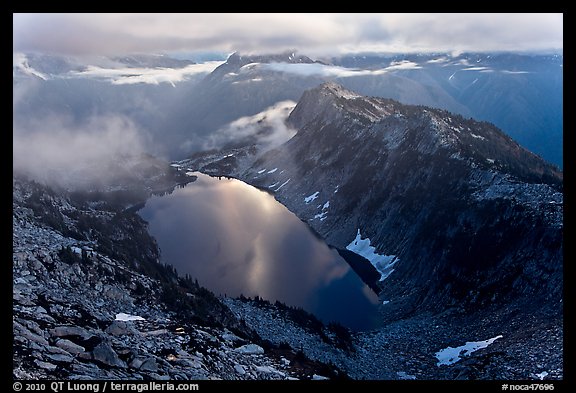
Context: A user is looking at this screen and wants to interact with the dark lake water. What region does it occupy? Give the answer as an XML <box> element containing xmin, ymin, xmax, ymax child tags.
<box><xmin>139</xmin><ymin>172</ymin><xmax>381</xmax><ymax>331</ymax></box>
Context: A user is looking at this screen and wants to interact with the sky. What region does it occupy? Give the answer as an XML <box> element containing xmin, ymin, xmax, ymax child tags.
<box><xmin>13</xmin><ymin>13</ymin><xmax>563</xmax><ymax>56</ymax></box>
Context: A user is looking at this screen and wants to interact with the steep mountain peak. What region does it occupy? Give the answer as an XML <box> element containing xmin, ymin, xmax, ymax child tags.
<box><xmin>288</xmin><ymin>83</ymin><xmax>562</xmax><ymax>187</ymax></box>
<box><xmin>315</xmin><ymin>82</ymin><xmax>362</xmax><ymax>99</ymax></box>
<box><xmin>288</xmin><ymin>82</ymin><xmax>399</xmax><ymax>128</ymax></box>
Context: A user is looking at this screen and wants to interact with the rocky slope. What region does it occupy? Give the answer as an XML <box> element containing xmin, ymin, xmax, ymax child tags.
<box><xmin>239</xmin><ymin>82</ymin><xmax>562</xmax><ymax>320</ymax></box>
<box><xmin>12</xmin><ymin>172</ymin><xmax>346</xmax><ymax>381</ymax></box>
<box><xmin>225</xmin><ymin>296</ymin><xmax>562</xmax><ymax>380</ymax></box>
<box><xmin>14</xmin><ymin>82</ymin><xmax>563</xmax><ymax>381</ymax></box>
<box><xmin>174</xmin><ymin>83</ymin><xmax>563</xmax><ymax>379</ymax></box>
<box><xmin>330</xmin><ymin>52</ymin><xmax>563</xmax><ymax>167</ymax></box>
<box><xmin>180</xmin><ymin>83</ymin><xmax>562</xmax><ymax>322</ymax></box>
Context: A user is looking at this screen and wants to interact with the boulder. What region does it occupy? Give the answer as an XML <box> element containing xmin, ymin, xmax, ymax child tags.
<box><xmin>139</xmin><ymin>358</ymin><xmax>158</xmax><ymax>372</ymax></box>
<box><xmin>45</xmin><ymin>353</ymin><xmax>74</xmax><ymax>363</ymax></box>
<box><xmin>92</xmin><ymin>342</ymin><xmax>126</xmax><ymax>368</ymax></box>
<box><xmin>56</xmin><ymin>339</ymin><xmax>86</xmax><ymax>355</ymax></box>
<box><xmin>234</xmin><ymin>344</ymin><xmax>264</xmax><ymax>355</ymax></box>
<box><xmin>34</xmin><ymin>360</ymin><xmax>57</xmax><ymax>371</ymax></box>
<box><xmin>105</xmin><ymin>321</ymin><xmax>138</xmax><ymax>336</ymax></box>
<box><xmin>16</xmin><ymin>327</ymin><xmax>49</xmax><ymax>346</ymax></box>
<box><xmin>234</xmin><ymin>364</ymin><xmax>246</xmax><ymax>375</ymax></box>
<box><xmin>50</xmin><ymin>326</ymin><xmax>93</xmax><ymax>340</ymax></box>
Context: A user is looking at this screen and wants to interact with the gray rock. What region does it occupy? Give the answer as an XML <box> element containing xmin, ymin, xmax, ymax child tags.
<box><xmin>103</xmin><ymin>285</ymin><xmax>132</xmax><ymax>301</ymax></box>
<box><xmin>129</xmin><ymin>357</ymin><xmax>144</xmax><ymax>369</ymax></box>
<box><xmin>47</xmin><ymin>345</ymin><xmax>73</xmax><ymax>356</ymax></box>
<box><xmin>45</xmin><ymin>353</ymin><xmax>74</xmax><ymax>363</ymax></box>
<box><xmin>222</xmin><ymin>331</ymin><xmax>242</xmax><ymax>342</ymax></box>
<box><xmin>149</xmin><ymin>373</ymin><xmax>170</xmax><ymax>380</ymax></box>
<box><xmin>34</xmin><ymin>360</ymin><xmax>57</xmax><ymax>371</ymax></box>
<box><xmin>92</xmin><ymin>342</ymin><xmax>127</xmax><ymax>368</ymax></box>
<box><xmin>77</xmin><ymin>352</ymin><xmax>92</xmax><ymax>361</ymax></box>
<box><xmin>34</xmin><ymin>306</ymin><xmax>47</xmax><ymax>314</ymax></box>
<box><xmin>175</xmin><ymin>358</ymin><xmax>202</xmax><ymax>369</ymax></box>
<box><xmin>142</xmin><ymin>329</ymin><xmax>168</xmax><ymax>337</ymax></box>
<box><xmin>28</xmin><ymin>341</ymin><xmax>46</xmax><ymax>351</ymax></box>
<box><xmin>256</xmin><ymin>365</ymin><xmax>285</xmax><ymax>377</ymax></box>
<box><xmin>106</xmin><ymin>321</ymin><xmax>139</xmax><ymax>336</ymax></box>
<box><xmin>139</xmin><ymin>358</ymin><xmax>158</xmax><ymax>372</ymax></box>
<box><xmin>21</xmin><ymin>319</ymin><xmax>44</xmax><ymax>336</ymax></box>
<box><xmin>51</xmin><ymin>326</ymin><xmax>93</xmax><ymax>340</ymax></box>
<box><xmin>234</xmin><ymin>364</ymin><xmax>246</xmax><ymax>375</ymax></box>
<box><xmin>13</xmin><ymin>290</ymin><xmax>35</xmax><ymax>306</ymax></box>
<box><xmin>16</xmin><ymin>327</ymin><xmax>49</xmax><ymax>346</ymax></box>
<box><xmin>56</xmin><ymin>339</ymin><xmax>85</xmax><ymax>355</ymax></box>
<box><xmin>234</xmin><ymin>344</ymin><xmax>264</xmax><ymax>355</ymax></box>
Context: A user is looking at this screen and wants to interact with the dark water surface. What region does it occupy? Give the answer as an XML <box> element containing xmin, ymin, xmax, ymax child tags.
<box><xmin>139</xmin><ymin>172</ymin><xmax>381</xmax><ymax>331</ymax></box>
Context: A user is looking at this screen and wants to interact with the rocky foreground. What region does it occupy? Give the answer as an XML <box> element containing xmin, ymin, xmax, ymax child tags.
<box><xmin>12</xmin><ymin>176</ymin><xmax>344</xmax><ymax>381</ymax></box>
<box><xmin>13</xmin><ymin>169</ymin><xmax>563</xmax><ymax>381</ymax></box>
<box><xmin>225</xmin><ymin>297</ymin><xmax>563</xmax><ymax>380</ymax></box>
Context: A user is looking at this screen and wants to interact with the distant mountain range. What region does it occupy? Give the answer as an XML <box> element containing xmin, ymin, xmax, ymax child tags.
<box><xmin>13</xmin><ymin>50</ymin><xmax>563</xmax><ymax>167</ymax></box>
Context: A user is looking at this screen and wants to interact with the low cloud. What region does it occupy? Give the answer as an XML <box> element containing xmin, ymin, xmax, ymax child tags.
<box><xmin>204</xmin><ymin>100</ymin><xmax>297</xmax><ymax>150</ymax></box>
<box><xmin>13</xmin><ymin>114</ymin><xmax>148</xmax><ymax>189</ymax></box>
<box><xmin>385</xmin><ymin>60</ymin><xmax>422</xmax><ymax>71</ymax></box>
<box><xmin>262</xmin><ymin>63</ymin><xmax>380</xmax><ymax>77</ymax></box>
<box><xmin>260</xmin><ymin>61</ymin><xmax>420</xmax><ymax>78</ymax></box>
<box><xmin>427</xmin><ymin>57</ymin><xmax>450</xmax><ymax>64</ymax></box>
<box><xmin>13</xmin><ymin>52</ymin><xmax>48</xmax><ymax>80</ymax></box>
<box><xmin>70</xmin><ymin>61</ymin><xmax>224</xmax><ymax>86</ymax></box>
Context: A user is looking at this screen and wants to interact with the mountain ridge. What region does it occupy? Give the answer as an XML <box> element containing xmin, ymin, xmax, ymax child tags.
<box><xmin>175</xmin><ymin>82</ymin><xmax>562</xmax><ymax>324</ymax></box>
<box><xmin>235</xmin><ymin>82</ymin><xmax>562</xmax><ymax>322</ymax></box>
<box><xmin>13</xmin><ymin>80</ymin><xmax>564</xmax><ymax>380</ymax></box>
<box><xmin>171</xmin><ymin>82</ymin><xmax>563</xmax><ymax>379</ymax></box>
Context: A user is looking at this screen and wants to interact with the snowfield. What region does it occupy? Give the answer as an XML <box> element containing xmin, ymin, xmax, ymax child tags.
<box><xmin>115</xmin><ymin>313</ymin><xmax>146</xmax><ymax>322</ymax></box>
<box><xmin>346</xmin><ymin>229</ymin><xmax>398</xmax><ymax>281</ymax></box>
<box><xmin>435</xmin><ymin>335</ymin><xmax>503</xmax><ymax>366</ymax></box>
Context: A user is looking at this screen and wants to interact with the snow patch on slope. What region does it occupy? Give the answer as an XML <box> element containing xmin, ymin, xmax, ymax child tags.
<box><xmin>115</xmin><ymin>313</ymin><xmax>145</xmax><ymax>322</ymax></box>
<box><xmin>346</xmin><ymin>229</ymin><xmax>398</xmax><ymax>282</ymax></box>
<box><xmin>275</xmin><ymin>179</ymin><xmax>290</xmax><ymax>192</ymax></box>
<box><xmin>435</xmin><ymin>335</ymin><xmax>503</xmax><ymax>366</ymax></box>
<box><xmin>313</xmin><ymin>211</ymin><xmax>328</xmax><ymax>221</ymax></box>
<box><xmin>304</xmin><ymin>192</ymin><xmax>320</xmax><ymax>204</ymax></box>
